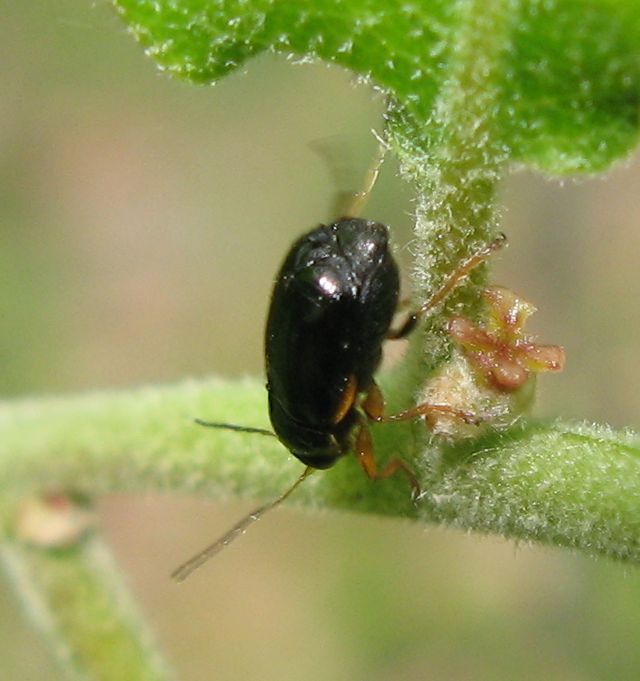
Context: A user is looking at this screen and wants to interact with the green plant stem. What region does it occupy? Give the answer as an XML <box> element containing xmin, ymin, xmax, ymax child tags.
<box><xmin>0</xmin><ymin>535</ymin><xmax>173</xmax><ymax>681</ymax></box>
<box><xmin>394</xmin><ymin>0</ymin><xmax>511</xmax><ymax>260</ymax></box>
<box><xmin>418</xmin><ymin>420</ymin><xmax>640</xmax><ymax>562</ymax></box>
<box><xmin>1</xmin><ymin>379</ymin><xmax>640</xmax><ymax>563</ymax></box>
<box><xmin>385</xmin><ymin>0</ymin><xmax>512</xmax><ymax>399</ymax></box>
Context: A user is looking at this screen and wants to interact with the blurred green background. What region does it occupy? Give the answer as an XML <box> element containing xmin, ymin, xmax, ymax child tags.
<box><xmin>3</xmin><ymin>2</ymin><xmax>640</xmax><ymax>680</ymax></box>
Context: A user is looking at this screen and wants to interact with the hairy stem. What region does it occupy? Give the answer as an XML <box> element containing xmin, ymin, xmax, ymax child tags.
<box><xmin>384</xmin><ymin>0</ymin><xmax>513</xmax><ymax>403</ymax></box>
<box><xmin>0</xmin><ymin>535</ymin><xmax>173</xmax><ymax>681</ymax></box>
<box><xmin>1</xmin><ymin>380</ymin><xmax>640</xmax><ymax>564</ymax></box>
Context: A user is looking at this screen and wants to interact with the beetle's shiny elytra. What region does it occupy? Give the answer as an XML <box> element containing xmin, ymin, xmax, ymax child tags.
<box><xmin>266</xmin><ymin>217</ymin><xmax>399</xmax><ymax>470</ymax></box>
<box><xmin>171</xmin><ymin>219</ymin><xmax>505</xmax><ymax>581</ymax></box>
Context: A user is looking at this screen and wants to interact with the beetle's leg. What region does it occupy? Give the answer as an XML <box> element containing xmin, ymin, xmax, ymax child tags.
<box><xmin>362</xmin><ymin>382</ymin><xmax>481</xmax><ymax>426</ymax></box>
<box><xmin>361</xmin><ymin>381</ymin><xmax>385</xmax><ymax>420</ymax></box>
<box><xmin>354</xmin><ymin>422</ymin><xmax>420</xmax><ymax>499</ymax></box>
<box><xmin>387</xmin><ymin>233</ymin><xmax>507</xmax><ymax>340</ymax></box>
<box><xmin>386</xmin><ymin>313</ymin><xmax>419</xmax><ymax>341</ymax></box>
<box><xmin>379</xmin><ymin>402</ymin><xmax>481</xmax><ymax>426</ymax></box>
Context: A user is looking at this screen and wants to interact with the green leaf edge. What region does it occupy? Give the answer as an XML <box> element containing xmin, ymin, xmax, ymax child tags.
<box><xmin>113</xmin><ymin>0</ymin><xmax>640</xmax><ymax>174</ymax></box>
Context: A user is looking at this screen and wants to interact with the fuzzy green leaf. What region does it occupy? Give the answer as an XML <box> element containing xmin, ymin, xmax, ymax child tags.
<box><xmin>114</xmin><ymin>0</ymin><xmax>640</xmax><ymax>173</ymax></box>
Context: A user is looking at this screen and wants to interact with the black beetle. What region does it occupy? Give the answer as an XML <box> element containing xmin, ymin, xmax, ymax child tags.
<box><xmin>263</xmin><ymin>217</ymin><xmax>504</xmax><ymax>481</ymax></box>
<box><xmin>266</xmin><ymin>217</ymin><xmax>401</xmax><ymax>470</ymax></box>
<box><xmin>172</xmin><ymin>214</ymin><xmax>504</xmax><ymax>581</ymax></box>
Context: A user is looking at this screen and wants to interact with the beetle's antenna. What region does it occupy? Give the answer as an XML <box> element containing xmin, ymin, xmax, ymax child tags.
<box><xmin>310</xmin><ymin>130</ymin><xmax>388</xmax><ymax>220</ymax></box>
<box><xmin>194</xmin><ymin>419</ymin><xmax>275</xmax><ymax>437</ymax></box>
<box><xmin>345</xmin><ymin>134</ymin><xmax>387</xmax><ymax>218</ymax></box>
<box><xmin>171</xmin><ymin>466</ymin><xmax>314</xmax><ymax>582</ymax></box>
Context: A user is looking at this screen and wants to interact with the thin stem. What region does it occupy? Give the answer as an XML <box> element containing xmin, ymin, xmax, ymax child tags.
<box><xmin>0</xmin><ymin>535</ymin><xmax>173</xmax><ymax>681</ymax></box>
